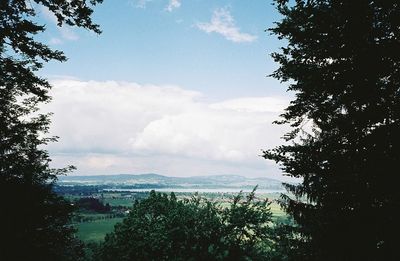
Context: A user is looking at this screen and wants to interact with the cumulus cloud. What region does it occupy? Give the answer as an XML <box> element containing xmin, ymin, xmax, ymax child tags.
<box><xmin>210</xmin><ymin>97</ymin><xmax>288</xmax><ymax>113</ymax></box>
<box><xmin>131</xmin><ymin>103</ymin><xmax>281</xmax><ymax>162</ymax></box>
<box><xmin>44</xmin><ymin>79</ymin><xmax>289</xmax><ymax>177</ymax></box>
<box><xmin>165</xmin><ymin>0</ymin><xmax>181</xmax><ymax>12</ymax></box>
<box><xmin>196</xmin><ymin>8</ymin><xmax>257</xmax><ymax>43</ymax></box>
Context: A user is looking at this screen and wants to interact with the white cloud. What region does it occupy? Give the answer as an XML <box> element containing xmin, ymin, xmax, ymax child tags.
<box><xmin>131</xmin><ymin>100</ymin><xmax>285</xmax><ymax>162</ymax></box>
<box><xmin>44</xmin><ymin>79</ymin><xmax>289</xmax><ymax>177</ymax></box>
<box><xmin>210</xmin><ymin>97</ymin><xmax>289</xmax><ymax>113</ymax></box>
<box><xmin>196</xmin><ymin>8</ymin><xmax>257</xmax><ymax>43</ymax></box>
<box><xmin>166</xmin><ymin>0</ymin><xmax>181</xmax><ymax>12</ymax></box>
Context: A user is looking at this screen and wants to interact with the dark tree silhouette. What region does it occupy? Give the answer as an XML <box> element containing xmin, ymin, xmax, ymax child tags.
<box><xmin>0</xmin><ymin>1</ymin><xmax>101</xmax><ymax>260</ymax></box>
<box><xmin>264</xmin><ymin>1</ymin><xmax>400</xmax><ymax>260</ymax></box>
<box><xmin>76</xmin><ymin>197</ymin><xmax>111</xmax><ymax>213</ymax></box>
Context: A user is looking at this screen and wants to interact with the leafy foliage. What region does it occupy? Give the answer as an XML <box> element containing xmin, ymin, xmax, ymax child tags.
<box><xmin>264</xmin><ymin>0</ymin><xmax>400</xmax><ymax>260</ymax></box>
<box><xmin>97</xmin><ymin>190</ymin><xmax>274</xmax><ymax>261</ymax></box>
<box><xmin>0</xmin><ymin>1</ymin><xmax>101</xmax><ymax>260</ymax></box>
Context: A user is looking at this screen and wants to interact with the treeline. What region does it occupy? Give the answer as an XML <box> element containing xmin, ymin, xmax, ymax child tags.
<box><xmin>75</xmin><ymin>197</ymin><xmax>111</xmax><ymax>213</ymax></box>
<box><xmin>54</xmin><ymin>184</ymin><xmax>172</xmax><ymax>195</ymax></box>
<box><xmin>54</xmin><ymin>185</ymin><xmax>103</xmax><ymax>196</ymax></box>
<box><xmin>71</xmin><ymin>197</ymin><xmax>128</xmax><ymax>223</ymax></box>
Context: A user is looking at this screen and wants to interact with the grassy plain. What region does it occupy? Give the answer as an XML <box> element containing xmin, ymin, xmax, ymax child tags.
<box><xmin>75</xmin><ymin>217</ymin><xmax>124</xmax><ymax>242</ymax></box>
<box><xmin>103</xmin><ymin>197</ymin><xmax>134</xmax><ymax>207</ymax></box>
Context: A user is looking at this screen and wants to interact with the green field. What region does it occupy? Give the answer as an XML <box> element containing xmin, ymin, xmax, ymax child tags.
<box><xmin>75</xmin><ymin>218</ymin><xmax>123</xmax><ymax>242</ymax></box>
<box><xmin>103</xmin><ymin>197</ymin><xmax>134</xmax><ymax>207</ymax></box>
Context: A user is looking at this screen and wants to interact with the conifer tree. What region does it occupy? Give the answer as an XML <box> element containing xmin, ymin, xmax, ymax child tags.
<box><xmin>0</xmin><ymin>1</ymin><xmax>101</xmax><ymax>260</ymax></box>
<box><xmin>264</xmin><ymin>1</ymin><xmax>400</xmax><ymax>260</ymax></box>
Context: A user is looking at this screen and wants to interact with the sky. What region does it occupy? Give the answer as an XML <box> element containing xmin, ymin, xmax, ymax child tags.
<box><xmin>36</xmin><ymin>0</ymin><xmax>294</xmax><ymax>180</ymax></box>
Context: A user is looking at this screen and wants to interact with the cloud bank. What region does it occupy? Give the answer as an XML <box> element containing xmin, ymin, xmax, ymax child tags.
<box><xmin>196</xmin><ymin>8</ymin><xmax>257</xmax><ymax>43</ymax></box>
<box><xmin>44</xmin><ymin>79</ymin><xmax>288</xmax><ymax>178</ymax></box>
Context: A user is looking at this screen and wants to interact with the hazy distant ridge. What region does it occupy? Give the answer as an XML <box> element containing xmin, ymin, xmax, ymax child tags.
<box><xmin>58</xmin><ymin>174</ymin><xmax>283</xmax><ymax>190</ymax></box>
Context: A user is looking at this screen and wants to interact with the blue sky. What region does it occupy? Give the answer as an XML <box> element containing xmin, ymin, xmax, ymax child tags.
<box><xmin>41</xmin><ymin>0</ymin><xmax>285</xmax><ymax>99</ymax></box>
<box><xmin>38</xmin><ymin>0</ymin><xmax>294</xmax><ymax>180</ymax></box>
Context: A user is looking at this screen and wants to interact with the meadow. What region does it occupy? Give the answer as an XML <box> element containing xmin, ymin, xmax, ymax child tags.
<box><xmin>76</xmin><ymin>218</ymin><xmax>124</xmax><ymax>242</ymax></box>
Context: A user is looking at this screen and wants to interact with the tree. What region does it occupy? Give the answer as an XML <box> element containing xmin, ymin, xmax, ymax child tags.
<box><xmin>75</xmin><ymin>197</ymin><xmax>111</xmax><ymax>213</ymax></box>
<box><xmin>0</xmin><ymin>1</ymin><xmax>101</xmax><ymax>260</ymax></box>
<box><xmin>264</xmin><ymin>0</ymin><xmax>400</xmax><ymax>260</ymax></box>
<box><xmin>97</xmin><ymin>190</ymin><xmax>274</xmax><ymax>261</ymax></box>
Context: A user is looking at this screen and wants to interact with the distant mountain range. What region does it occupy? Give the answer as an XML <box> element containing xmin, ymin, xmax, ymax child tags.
<box><xmin>58</xmin><ymin>173</ymin><xmax>284</xmax><ymax>190</ymax></box>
